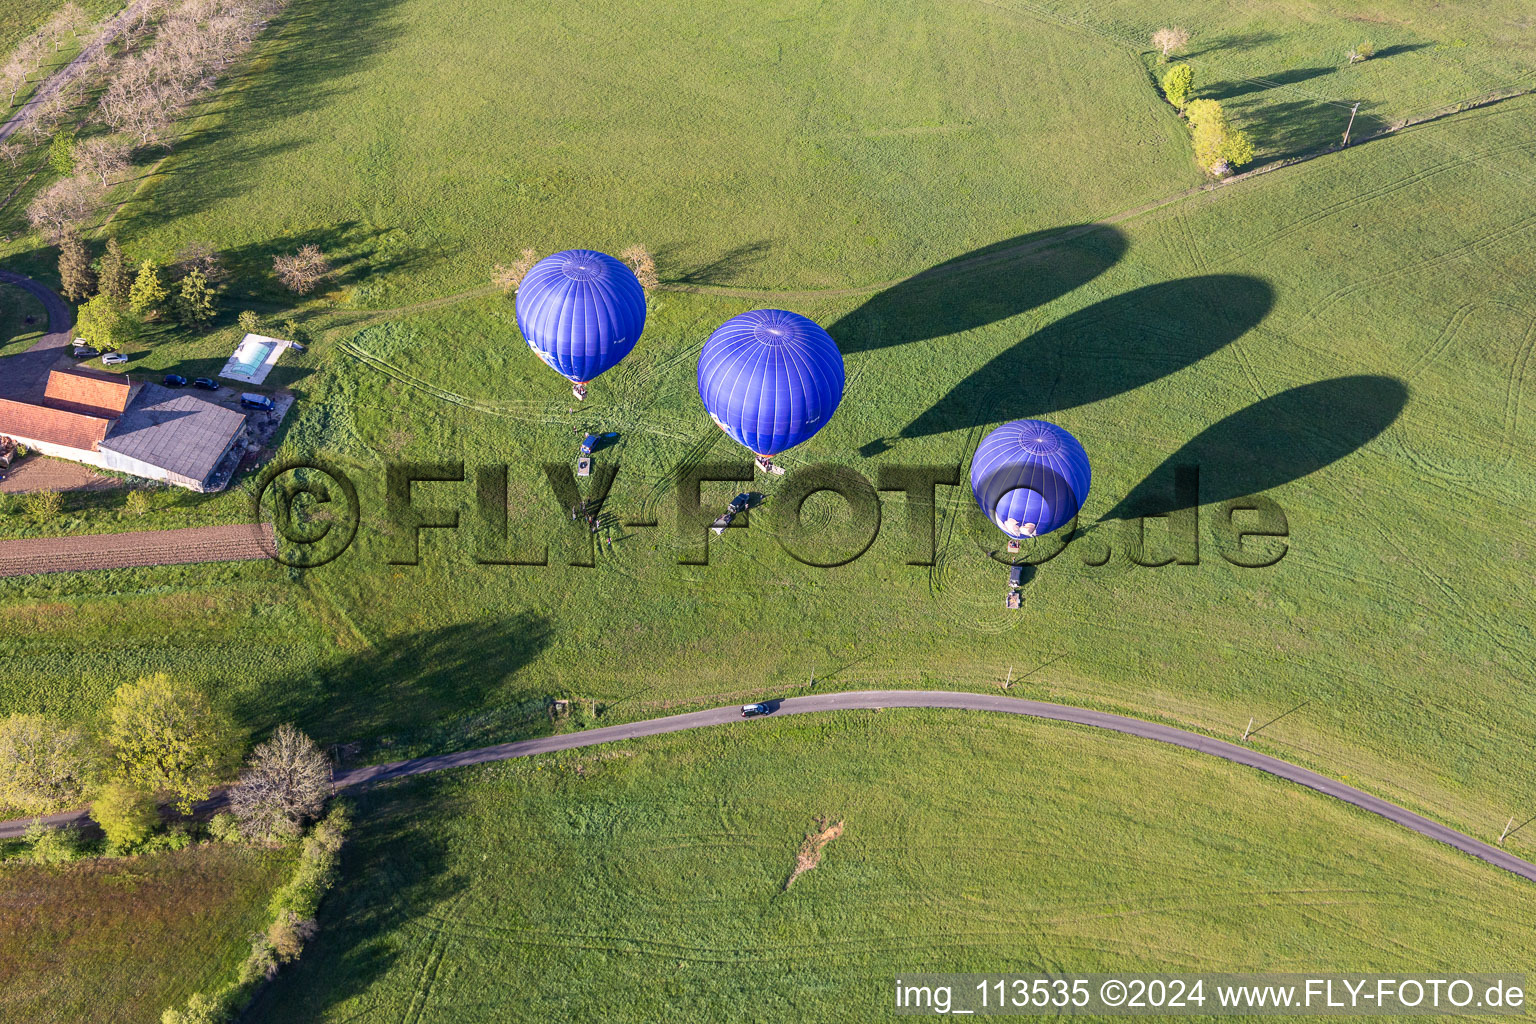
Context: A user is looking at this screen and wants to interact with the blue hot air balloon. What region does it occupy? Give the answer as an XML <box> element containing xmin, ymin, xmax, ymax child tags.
<box><xmin>970</xmin><ymin>420</ymin><xmax>1091</xmax><ymax>539</ymax></box>
<box><xmin>697</xmin><ymin>309</ymin><xmax>845</xmax><ymax>458</ymax></box>
<box><xmin>515</xmin><ymin>249</ymin><xmax>646</xmax><ymax>398</ymax></box>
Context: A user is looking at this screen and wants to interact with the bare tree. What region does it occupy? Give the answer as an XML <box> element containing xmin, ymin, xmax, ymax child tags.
<box><xmin>1</xmin><ymin>58</ymin><xmax>29</xmax><ymax>108</ymax></box>
<box><xmin>74</xmin><ymin>135</ymin><xmax>132</xmax><ymax>186</ymax></box>
<box><xmin>491</xmin><ymin>248</ymin><xmax>538</xmax><ymax>293</ymax></box>
<box><xmin>26</xmin><ymin>175</ymin><xmax>99</xmax><ymax>240</ymax></box>
<box><xmin>174</xmin><ymin>239</ymin><xmax>225</xmax><ymax>281</ymax></box>
<box><xmin>227</xmin><ymin>723</ymin><xmax>330</xmax><ymax>841</ymax></box>
<box><xmin>619</xmin><ymin>244</ymin><xmax>659</xmax><ymax>291</ymax></box>
<box><xmin>0</xmin><ymin>141</ymin><xmax>23</xmax><ymax>168</ymax></box>
<box><xmin>273</xmin><ymin>243</ymin><xmax>333</xmax><ymax>294</ymax></box>
<box><xmin>1151</xmin><ymin>27</ymin><xmax>1191</xmax><ymax>61</ymax></box>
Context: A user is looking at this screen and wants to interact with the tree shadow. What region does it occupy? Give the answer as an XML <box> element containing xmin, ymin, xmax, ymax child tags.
<box><xmin>1373</xmin><ymin>42</ymin><xmax>1433</xmax><ymax>60</ymax></box>
<box><xmin>111</xmin><ymin>0</ymin><xmax>412</xmax><ymax>231</ymax></box>
<box><xmin>826</xmin><ymin>224</ymin><xmax>1127</xmax><ymax>355</ymax></box>
<box><xmin>1202</xmin><ymin>66</ymin><xmax>1336</xmax><ymax>102</ymax></box>
<box><xmin>868</xmin><ymin>275</ymin><xmax>1274</xmax><ymax>454</ymax></box>
<box><xmin>241</xmin><ymin>773</ymin><xmax>466</xmax><ymax>1022</ymax></box>
<box><xmin>657</xmin><ymin>240</ymin><xmax>774</xmax><ymax>286</ymax></box>
<box><xmin>1181</xmin><ymin>31</ymin><xmax>1279</xmax><ymax>59</ymax></box>
<box><xmin>1103</xmin><ymin>375</ymin><xmax>1408</xmax><ymax>519</ymax></box>
<box><xmin>216</xmin><ymin>220</ymin><xmax>439</xmax><ymax>302</ymax></box>
<box><xmin>243</xmin><ymin>613</ymin><xmax>555</xmax><ymax>759</ymax></box>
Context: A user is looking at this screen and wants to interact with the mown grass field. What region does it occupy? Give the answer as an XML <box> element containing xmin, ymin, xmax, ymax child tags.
<box><xmin>0</xmin><ymin>842</ymin><xmax>295</xmax><ymax>1024</ymax></box>
<box><xmin>0</xmin><ymin>0</ymin><xmax>1534</xmax><ymax>1014</ymax></box>
<box><xmin>0</xmin><ymin>0</ymin><xmax>1532</xmax><ymax>842</ymax></box>
<box><xmin>248</xmin><ymin>712</ymin><xmax>1536</xmax><ymax>1022</ymax></box>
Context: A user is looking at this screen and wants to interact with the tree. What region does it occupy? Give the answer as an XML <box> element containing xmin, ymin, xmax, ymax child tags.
<box><xmin>172</xmin><ymin>268</ymin><xmax>217</xmax><ymax>330</ymax></box>
<box><xmin>98</xmin><ymin>236</ymin><xmax>133</xmax><ymax>303</ymax></box>
<box><xmin>0</xmin><ymin>714</ymin><xmax>96</xmax><ymax>812</ymax></box>
<box><xmin>237</xmin><ymin>309</ymin><xmax>261</xmax><ymax>334</ymax></box>
<box><xmin>129</xmin><ymin>258</ymin><xmax>168</xmax><ymax>317</ymax></box>
<box><xmin>47</xmin><ymin>128</ymin><xmax>75</xmax><ymax>175</ymax></box>
<box><xmin>228</xmin><ymin>723</ymin><xmax>330</xmax><ymax>842</ymax></box>
<box><xmin>273</xmin><ymin>244</ymin><xmax>333</xmax><ymax>295</ymax></box>
<box><xmin>27</xmin><ymin>176</ymin><xmax>97</xmax><ymax>242</ymax></box>
<box><xmin>74</xmin><ymin>136</ymin><xmax>131</xmax><ymax>187</ymax></box>
<box><xmin>105</xmin><ymin>673</ymin><xmax>239</xmax><ymax>812</ymax></box>
<box><xmin>1151</xmin><ymin>26</ymin><xmax>1190</xmax><ymax>61</ymax></box>
<box><xmin>0</xmin><ymin>141</ymin><xmax>22</xmax><ymax>168</ymax></box>
<box><xmin>92</xmin><ymin>781</ymin><xmax>158</xmax><ymax>850</ymax></box>
<box><xmin>124</xmin><ymin>489</ymin><xmax>152</xmax><ymax>517</ymax></box>
<box><xmin>619</xmin><ymin>244</ymin><xmax>658</xmax><ymax>291</ymax></box>
<box><xmin>1348</xmin><ymin>41</ymin><xmax>1375</xmax><ymax>64</ymax></box>
<box><xmin>58</xmin><ymin>230</ymin><xmax>95</xmax><ymax>301</ymax></box>
<box><xmin>1186</xmin><ymin>99</ymin><xmax>1254</xmax><ymax>173</ymax></box>
<box><xmin>76</xmin><ymin>293</ymin><xmax>136</xmax><ymax>351</ymax></box>
<box><xmin>1161</xmin><ymin>64</ymin><xmax>1193</xmax><ymax>111</ymax></box>
<box><xmin>492</xmin><ymin>248</ymin><xmax>539</xmax><ymax>293</ymax></box>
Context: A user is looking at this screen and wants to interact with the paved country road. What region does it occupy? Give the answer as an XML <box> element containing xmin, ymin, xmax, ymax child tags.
<box><xmin>0</xmin><ymin>0</ymin><xmax>160</xmax><ymax>146</ymax></box>
<box><xmin>6</xmin><ymin>691</ymin><xmax>1534</xmax><ymax>887</ymax></box>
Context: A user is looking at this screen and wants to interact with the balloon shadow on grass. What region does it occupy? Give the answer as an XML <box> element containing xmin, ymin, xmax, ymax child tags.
<box><xmin>827</xmin><ymin>224</ymin><xmax>1127</xmax><ymax>355</ymax></box>
<box><xmin>1102</xmin><ymin>375</ymin><xmax>1409</xmax><ymax>519</ymax></box>
<box><xmin>867</xmin><ymin>274</ymin><xmax>1274</xmax><ymax>454</ymax></box>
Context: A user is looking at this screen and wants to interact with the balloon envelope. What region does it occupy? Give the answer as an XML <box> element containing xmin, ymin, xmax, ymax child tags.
<box><xmin>697</xmin><ymin>309</ymin><xmax>845</xmax><ymax>457</ymax></box>
<box><xmin>970</xmin><ymin>420</ymin><xmax>1091</xmax><ymax>539</ymax></box>
<box><xmin>515</xmin><ymin>249</ymin><xmax>646</xmax><ymax>383</ymax></box>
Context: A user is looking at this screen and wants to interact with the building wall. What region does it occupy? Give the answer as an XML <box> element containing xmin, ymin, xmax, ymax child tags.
<box><xmin>3</xmin><ymin>431</ymin><xmax>239</xmax><ymax>492</ymax></box>
<box><xmin>1</xmin><ymin>433</ymin><xmax>111</xmax><ymax>470</ymax></box>
<box><xmin>96</xmin><ymin>447</ymin><xmax>201</xmax><ymax>490</ymax></box>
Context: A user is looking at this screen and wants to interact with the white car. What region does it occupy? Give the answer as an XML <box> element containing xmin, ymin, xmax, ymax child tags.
<box><xmin>101</xmin><ymin>352</ymin><xmax>128</xmax><ymax>365</ymax></box>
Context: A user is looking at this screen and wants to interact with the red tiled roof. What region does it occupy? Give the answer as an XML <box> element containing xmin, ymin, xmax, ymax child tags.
<box><xmin>43</xmin><ymin>368</ymin><xmax>131</xmax><ymax>415</ymax></box>
<box><xmin>0</xmin><ymin>397</ymin><xmax>113</xmax><ymax>451</ymax></box>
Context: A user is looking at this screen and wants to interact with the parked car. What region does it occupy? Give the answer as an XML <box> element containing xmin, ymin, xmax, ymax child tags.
<box><xmin>163</xmin><ymin>374</ymin><xmax>188</xmax><ymax>387</ymax></box>
<box><xmin>239</xmin><ymin>392</ymin><xmax>274</xmax><ymax>412</ymax></box>
<box><xmin>70</xmin><ymin>345</ymin><xmax>99</xmax><ymax>360</ymax></box>
<box><xmin>101</xmin><ymin>352</ymin><xmax>127</xmax><ymax>365</ymax></box>
<box><xmin>741</xmin><ymin>703</ymin><xmax>771</xmax><ymax>718</ymax></box>
<box><xmin>192</xmin><ymin>377</ymin><xmax>220</xmax><ymax>391</ymax></box>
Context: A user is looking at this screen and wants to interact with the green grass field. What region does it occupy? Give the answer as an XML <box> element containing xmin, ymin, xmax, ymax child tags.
<box><xmin>2</xmin><ymin>0</ymin><xmax>1536</xmax><ymax>1015</ymax></box>
<box><xmin>0</xmin><ymin>842</ymin><xmax>295</xmax><ymax>1024</ymax></box>
<box><xmin>247</xmin><ymin>711</ymin><xmax>1536</xmax><ymax>1021</ymax></box>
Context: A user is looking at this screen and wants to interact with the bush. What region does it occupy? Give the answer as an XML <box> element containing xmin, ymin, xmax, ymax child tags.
<box><xmin>124</xmin><ymin>490</ymin><xmax>152</xmax><ymax>517</ymax></box>
<box><xmin>22</xmin><ymin>489</ymin><xmax>62</xmax><ymax>526</ymax></box>
<box><xmin>0</xmin><ymin>713</ymin><xmax>96</xmax><ymax>812</ymax></box>
<box><xmin>236</xmin><ymin>310</ymin><xmax>261</xmax><ymax>333</ymax></box>
<box><xmin>92</xmin><ymin>782</ymin><xmax>158</xmax><ymax>851</ymax></box>
<box><xmin>160</xmin><ymin>991</ymin><xmax>227</xmax><ymax>1024</ymax></box>
<box><xmin>143</xmin><ymin>823</ymin><xmax>193</xmax><ymax>853</ymax></box>
<box><xmin>208</xmin><ymin>811</ymin><xmax>243</xmax><ymax>844</ymax></box>
<box><xmin>21</xmin><ymin>819</ymin><xmax>81</xmax><ymax>865</ymax></box>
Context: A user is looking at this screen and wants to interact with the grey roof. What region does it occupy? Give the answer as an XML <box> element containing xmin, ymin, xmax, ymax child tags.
<box><xmin>99</xmin><ymin>384</ymin><xmax>247</xmax><ymax>484</ymax></box>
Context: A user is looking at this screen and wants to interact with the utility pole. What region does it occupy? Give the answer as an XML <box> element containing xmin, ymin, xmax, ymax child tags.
<box><xmin>1501</xmin><ymin>816</ymin><xmax>1515</xmax><ymax>844</ymax></box>
<box><xmin>1004</xmin><ymin>665</ymin><xmax>1013</xmax><ymax>690</ymax></box>
<box><xmin>1243</xmin><ymin>717</ymin><xmax>1253</xmax><ymax>741</ymax></box>
<box><xmin>1342</xmin><ymin>102</ymin><xmax>1361</xmax><ymax>146</ymax></box>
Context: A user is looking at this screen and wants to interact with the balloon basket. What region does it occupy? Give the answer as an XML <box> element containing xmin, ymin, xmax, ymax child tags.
<box><xmin>1006</xmin><ymin>539</ymin><xmax>1021</xmax><ymax>554</ymax></box>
